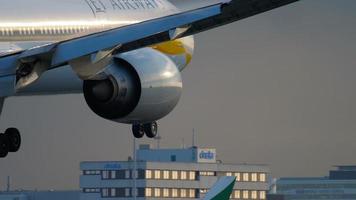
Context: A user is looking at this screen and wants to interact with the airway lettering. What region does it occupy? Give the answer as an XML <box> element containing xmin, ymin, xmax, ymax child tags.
<box><xmin>108</xmin><ymin>0</ymin><xmax>160</xmax><ymax>10</ymax></box>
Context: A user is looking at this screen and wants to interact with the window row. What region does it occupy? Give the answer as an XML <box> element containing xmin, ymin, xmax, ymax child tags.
<box><xmin>231</xmin><ymin>190</ymin><xmax>266</xmax><ymax>200</ymax></box>
<box><xmin>146</xmin><ymin>169</ymin><xmax>197</xmax><ymax>180</ymax></box>
<box><xmin>84</xmin><ymin>187</ymin><xmax>266</xmax><ymax>199</ymax></box>
<box><xmin>0</xmin><ymin>26</ymin><xmax>91</xmax><ymax>36</ymax></box>
<box><xmin>84</xmin><ymin>187</ymin><xmax>198</xmax><ymax>198</ymax></box>
<box><xmin>225</xmin><ymin>172</ymin><xmax>267</xmax><ymax>182</ymax></box>
<box><xmin>145</xmin><ymin>188</ymin><xmax>197</xmax><ymax>198</ymax></box>
<box><xmin>84</xmin><ymin>169</ymin><xmax>198</xmax><ymax>181</ymax></box>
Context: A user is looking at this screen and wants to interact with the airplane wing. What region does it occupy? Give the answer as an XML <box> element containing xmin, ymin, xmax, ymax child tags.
<box><xmin>0</xmin><ymin>0</ymin><xmax>299</xmax><ymax>96</ymax></box>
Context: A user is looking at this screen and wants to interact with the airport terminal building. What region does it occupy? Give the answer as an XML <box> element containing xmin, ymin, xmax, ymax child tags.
<box><xmin>80</xmin><ymin>145</ymin><xmax>269</xmax><ymax>200</ymax></box>
<box><xmin>270</xmin><ymin>166</ymin><xmax>356</xmax><ymax>200</ymax></box>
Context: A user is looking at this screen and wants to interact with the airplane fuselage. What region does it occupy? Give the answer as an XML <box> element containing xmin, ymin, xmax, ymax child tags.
<box><xmin>0</xmin><ymin>0</ymin><xmax>179</xmax><ymax>51</ymax></box>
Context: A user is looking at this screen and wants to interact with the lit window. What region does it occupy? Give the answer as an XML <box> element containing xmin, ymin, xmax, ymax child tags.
<box><xmin>235</xmin><ymin>172</ymin><xmax>241</xmax><ymax>181</ymax></box>
<box><xmin>125</xmin><ymin>170</ymin><xmax>130</xmax><ymax>179</ymax></box>
<box><xmin>154</xmin><ymin>188</ymin><xmax>161</xmax><ymax>197</ymax></box>
<box><xmin>181</xmin><ymin>189</ymin><xmax>187</xmax><ymax>197</ymax></box>
<box><xmin>181</xmin><ymin>171</ymin><xmax>187</xmax><ymax>180</ymax></box>
<box><xmin>251</xmin><ymin>173</ymin><xmax>258</xmax><ymax>182</ymax></box>
<box><xmin>111</xmin><ymin>188</ymin><xmax>116</xmax><ymax>197</ymax></box>
<box><xmin>259</xmin><ymin>173</ymin><xmax>266</xmax><ymax>182</ymax></box>
<box><xmin>234</xmin><ymin>190</ymin><xmax>240</xmax><ymax>199</ymax></box>
<box><xmin>251</xmin><ymin>190</ymin><xmax>257</xmax><ymax>199</ymax></box>
<box><xmin>243</xmin><ymin>190</ymin><xmax>249</xmax><ymax>199</ymax></box>
<box><xmin>226</xmin><ymin>172</ymin><xmax>232</xmax><ymax>176</ymax></box>
<box><xmin>172</xmin><ymin>171</ymin><xmax>178</xmax><ymax>180</ymax></box>
<box><xmin>243</xmin><ymin>173</ymin><xmax>249</xmax><ymax>182</ymax></box>
<box><xmin>145</xmin><ymin>188</ymin><xmax>152</xmax><ymax>197</ymax></box>
<box><xmin>163</xmin><ymin>188</ymin><xmax>169</xmax><ymax>197</ymax></box>
<box><xmin>102</xmin><ymin>171</ymin><xmax>109</xmax><ymax>179</ymax></box>
<box><xmin>125</xmin><ymin>188</ymin><xmax>130</xmax><ymax>197</ymax></box>
<box><xmin>102</xmin><ymin>188</ymin><xmax>109</xmax><ymax>197</ymax></box>
<box><xmin>163</xmin><ymin>170</ymin><xmax>169</xmax><ymax>179</ymax></box>
<box><xmin>189</xmin><ymin>171</ymin><xmax>196</xmax><ymax>180</ymax></box>
<box><xmin>172</xmin><ymin>189</ymin><xmax>178</xmax><ymax>197</ymax></box>
<box><xmin>110</xmin><ymin>171</ymin><xmax>116</xmax><ymax>179</ymax></box>
<box><xmin>189</xmin><ymin>189</ymin><xmax>195</xmax><ymax>198</ymax></box>
<box><xmin>154</xmin><ymin>170</ymin><xmax>161</xmax><ymax>179</ymax></box>
<box><xmin>146</xmin><ymin>170</ymin><xmax>152</xmax><ymax>179</ymax></box>
<box><xmin>260</xmin><ymin>191</ymin><xmax>266</xmax><ymax>199</ymax></box>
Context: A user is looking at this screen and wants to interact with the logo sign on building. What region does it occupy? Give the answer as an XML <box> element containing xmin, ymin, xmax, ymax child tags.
<box><xmin>197</xmin><ymin>148</ymin><xmax>216</xmax><ymax>163</ymax></box>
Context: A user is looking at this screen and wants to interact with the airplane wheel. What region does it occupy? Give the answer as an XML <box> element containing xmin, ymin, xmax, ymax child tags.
<box><xmin>144</xmin><ymin>122</ymin><xmax>158</xmax><ymax>138</ymax></box>
<box><xmin>0</xmin><ymin>134</ymin><xmax>9</xmax><ymax>158</ymax></box>
<box><xmin>5</xmin><ymin>128</ymin><xmax>21</xmax><ymax>152</ymax></box>
<box><xmin>132</xmin><ymin>124</ymin><xmax>144</xmax><ymax>138</ymax></box>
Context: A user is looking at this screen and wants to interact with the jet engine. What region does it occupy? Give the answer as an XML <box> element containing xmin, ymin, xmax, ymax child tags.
<box><xmin>83</xmin><ymin>47</ymin><xmax>183</xmax><ymax>125</ymax></box>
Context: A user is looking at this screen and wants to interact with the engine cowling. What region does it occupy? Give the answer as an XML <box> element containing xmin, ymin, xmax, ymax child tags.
<box><xmin>83</xmin><ymin>47</ymin><xmax>183</xmax><ymax>124</ymax></box>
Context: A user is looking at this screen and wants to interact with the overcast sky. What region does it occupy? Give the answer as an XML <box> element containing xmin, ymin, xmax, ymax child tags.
<box><xmin>1</xmin><ymin>0</ymin><xmax>356</xmax><ymax>190</ymax></box>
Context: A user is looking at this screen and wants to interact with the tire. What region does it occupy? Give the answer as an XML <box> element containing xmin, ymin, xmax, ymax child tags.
<box><xmin>144</xmin><ymin>122</ymin><xmax>158</xmax><ymax>138</ymax></box>
<box><xmin>132</xmin><ymin>124</ymin><xmax>144</xmax><ymax>138</ymax></box>
<box><xmin>5</xmin><ymin>128</ymin><xmax>21</xmax><ymax>152</ymax></box>
<box><xmin>0</xmin><ymin>134</ymin><xmax>9</xmax><ymax>158</ymax></box>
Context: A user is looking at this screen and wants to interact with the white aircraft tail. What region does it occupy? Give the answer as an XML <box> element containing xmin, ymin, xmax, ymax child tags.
<box><xmin>203</xmin><ymin>176</ymin><xmax>236</xmax><ymax>200</ymax></box>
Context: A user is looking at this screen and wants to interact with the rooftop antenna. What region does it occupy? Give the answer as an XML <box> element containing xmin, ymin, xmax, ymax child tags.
<box><xmin>154</xmin><ymin>131</ymin><xmax>162</xmax><ymax>149</ymax></box>
<box><xmin>192</xmin><ymin>128</ymin><xmax>196</xmax><ymax>147</ymax></box>
<box><xmin>6</xmin><ymin>176</ymin><xmax>10</xmax><ymax>192</ymax></box>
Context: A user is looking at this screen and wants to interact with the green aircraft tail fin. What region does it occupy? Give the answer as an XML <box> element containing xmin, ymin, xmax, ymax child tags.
<box><xmin>203</xmin><ymin>176</ymin><xmax>236</xmax><ymax>200</ymax></box>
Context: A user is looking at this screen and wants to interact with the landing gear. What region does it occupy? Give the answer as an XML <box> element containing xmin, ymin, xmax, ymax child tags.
<box><xmin>0</xmin><ymin>128</ymin><xmax>21</xmax><ymax>158</ymax></box>
<box><xmin>132</xmin><ymin>124</ymin><xmax>145</xmax><ymax>138</ymax></box>
<box><xmin>132</xmin><ymin>122</ymin><xmax>158</xmax><ymax>139</ymax></box>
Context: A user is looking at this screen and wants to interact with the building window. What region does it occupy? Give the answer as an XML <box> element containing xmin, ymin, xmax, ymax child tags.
<box><xmin>154</xmin><ymin>188</ymin><xmax>161</xmax><ymax>197</ymax></box>
<box><xmin>111</xmin><ymin>188</ymin><xmax>116</xmax><ymax>197</ymax></box>
<box><xmin>243</xmin><ymin>190</ymin><xmax>249</xmax><ymax>199</ymax></box>
<box><xmin>189</xmin><ymin>171</ymin><xmax>196</xmax><ymax>180</ymax></box>
<box><xmin>181</xmin><ymin>171</ymin><xmax>187</xmax><ymax>180</ymax></box>
<box><xmin>155</xmin><ymin>170</ymin><xmax>161</xmax><ymax>179</ymax></box>
<box><xmin>260</xmin><ymin>191</ymin><xmax>266</xmax><ymax>199</ymax></box>
<box><xmin>102</xmin><ymin>171</ymin><xmax>109</xmax><ymax>179</ymax></box>
<box><xmin>243</xmin><ymin>173</ymin><xmax>249</xmax><ymax>182</ymax></box>
<box><xmin>125</xmin><ymin>188</ymin><xmax>130</xmax><ymax>197</ymax></box>
<box><xmin>172</xmin><ymin>171</ymin><xmax>178</xmax><ymax>179</ymax></box>
<box><xmin>145</xmin><ymin>188</ymin><xmax>152</xmax><ymax>197</ymax></box>
<box><xmin>163</xmin><ymin>188</ymin><xmax>169</xmax><ymax>197</ymax></box>
<box><xmin>110</xmin><ymin>171</ymin><xmax>116</xmax><ymax>179</ymax></box>
<box><xmin>172</xmin><ymin>188</ymin><xmax>178</xmax><ymax>197</ymax></box>
<box><xmin>189</xmin><ymin>189</ymin><xmax>195</xmax><ymax>198</ymax></box>
<box><xmin>251</xmin><ymin>173</ymin><xmax>258</xmax><ymax>182</ymax></box>
<box><xmin>259</xmin><ymin>173</ymin><xmax>266</xmax><ymax>182</ymax></box>
<box><xmin>234</xmin><ymin>190</ymin><xmax>241</xmax><ymax>199</ymax></box>
<box><xmin>181</xmin><ymin>189</ymin><xmax>187</xmax><ymax>197</ymax></box>
<box><xmin>163</xmin><ymin>170</ymin><xmax>170</xmax><ymax>179</ymax></box>
<box><xmin>171</xmin><ymin>155</ymin><xmax>176</xmax><ymax>162</ymax></box>
<box><xmin>125</xmin><ymin>170</ymin><xmax>131</xmax><ymax>179</ymax></box>
<box><xmin>226</xmin><ymin>172</ymin><xmax>232</xmax><ymax>176</ymax></box>
<box><xmin>251</xmin><ymin>190</ymin><xmax>257</xmax><ymax>199</ymax></box>
<box><xmin>235</xmin><ymin>172</ymin><xmax>241</xmax><ymax>181</ymax></box>
<box><xmin>102</xmin><ymin>188</ymin><xmax>109</xmax><ymax>197</ymax></box>
<box><xmin>146</xmin><ymin>170</ymin><xmax>152</xmax><ymax>179</ymax></box>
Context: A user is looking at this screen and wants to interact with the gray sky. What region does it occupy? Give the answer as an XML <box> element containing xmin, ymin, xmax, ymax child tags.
<box><xmin>1</xmin><ymin>0</ymin><xmax>356</xmax><ymax>190</ymax></box>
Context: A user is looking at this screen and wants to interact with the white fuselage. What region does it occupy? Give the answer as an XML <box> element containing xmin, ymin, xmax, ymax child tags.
<box><xmin>0</xmin><ymin>0</ymin><xmax>179</xmax><ymax>52</ymax></box>
<box><xmin>0</xmin><ymin>0</ymin><xmax>189</xmax><ymax>95</ymax></box>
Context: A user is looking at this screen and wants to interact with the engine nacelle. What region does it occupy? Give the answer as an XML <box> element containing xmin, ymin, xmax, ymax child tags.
<box><xmin>83</xmin><ymin>48</ymin><xmax>182</xmax><ymax>124</ymax></box>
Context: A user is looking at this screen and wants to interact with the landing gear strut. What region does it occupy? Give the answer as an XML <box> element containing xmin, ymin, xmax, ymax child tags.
<box><xmin>0</xmin><ymin>128</ymin><xmax>21</xmax><ymax>158</ymax></box>
<box><xmin>132</xmin><ymin>121</ymin><xmax>158</xmax><ymax>139</ymax></box>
